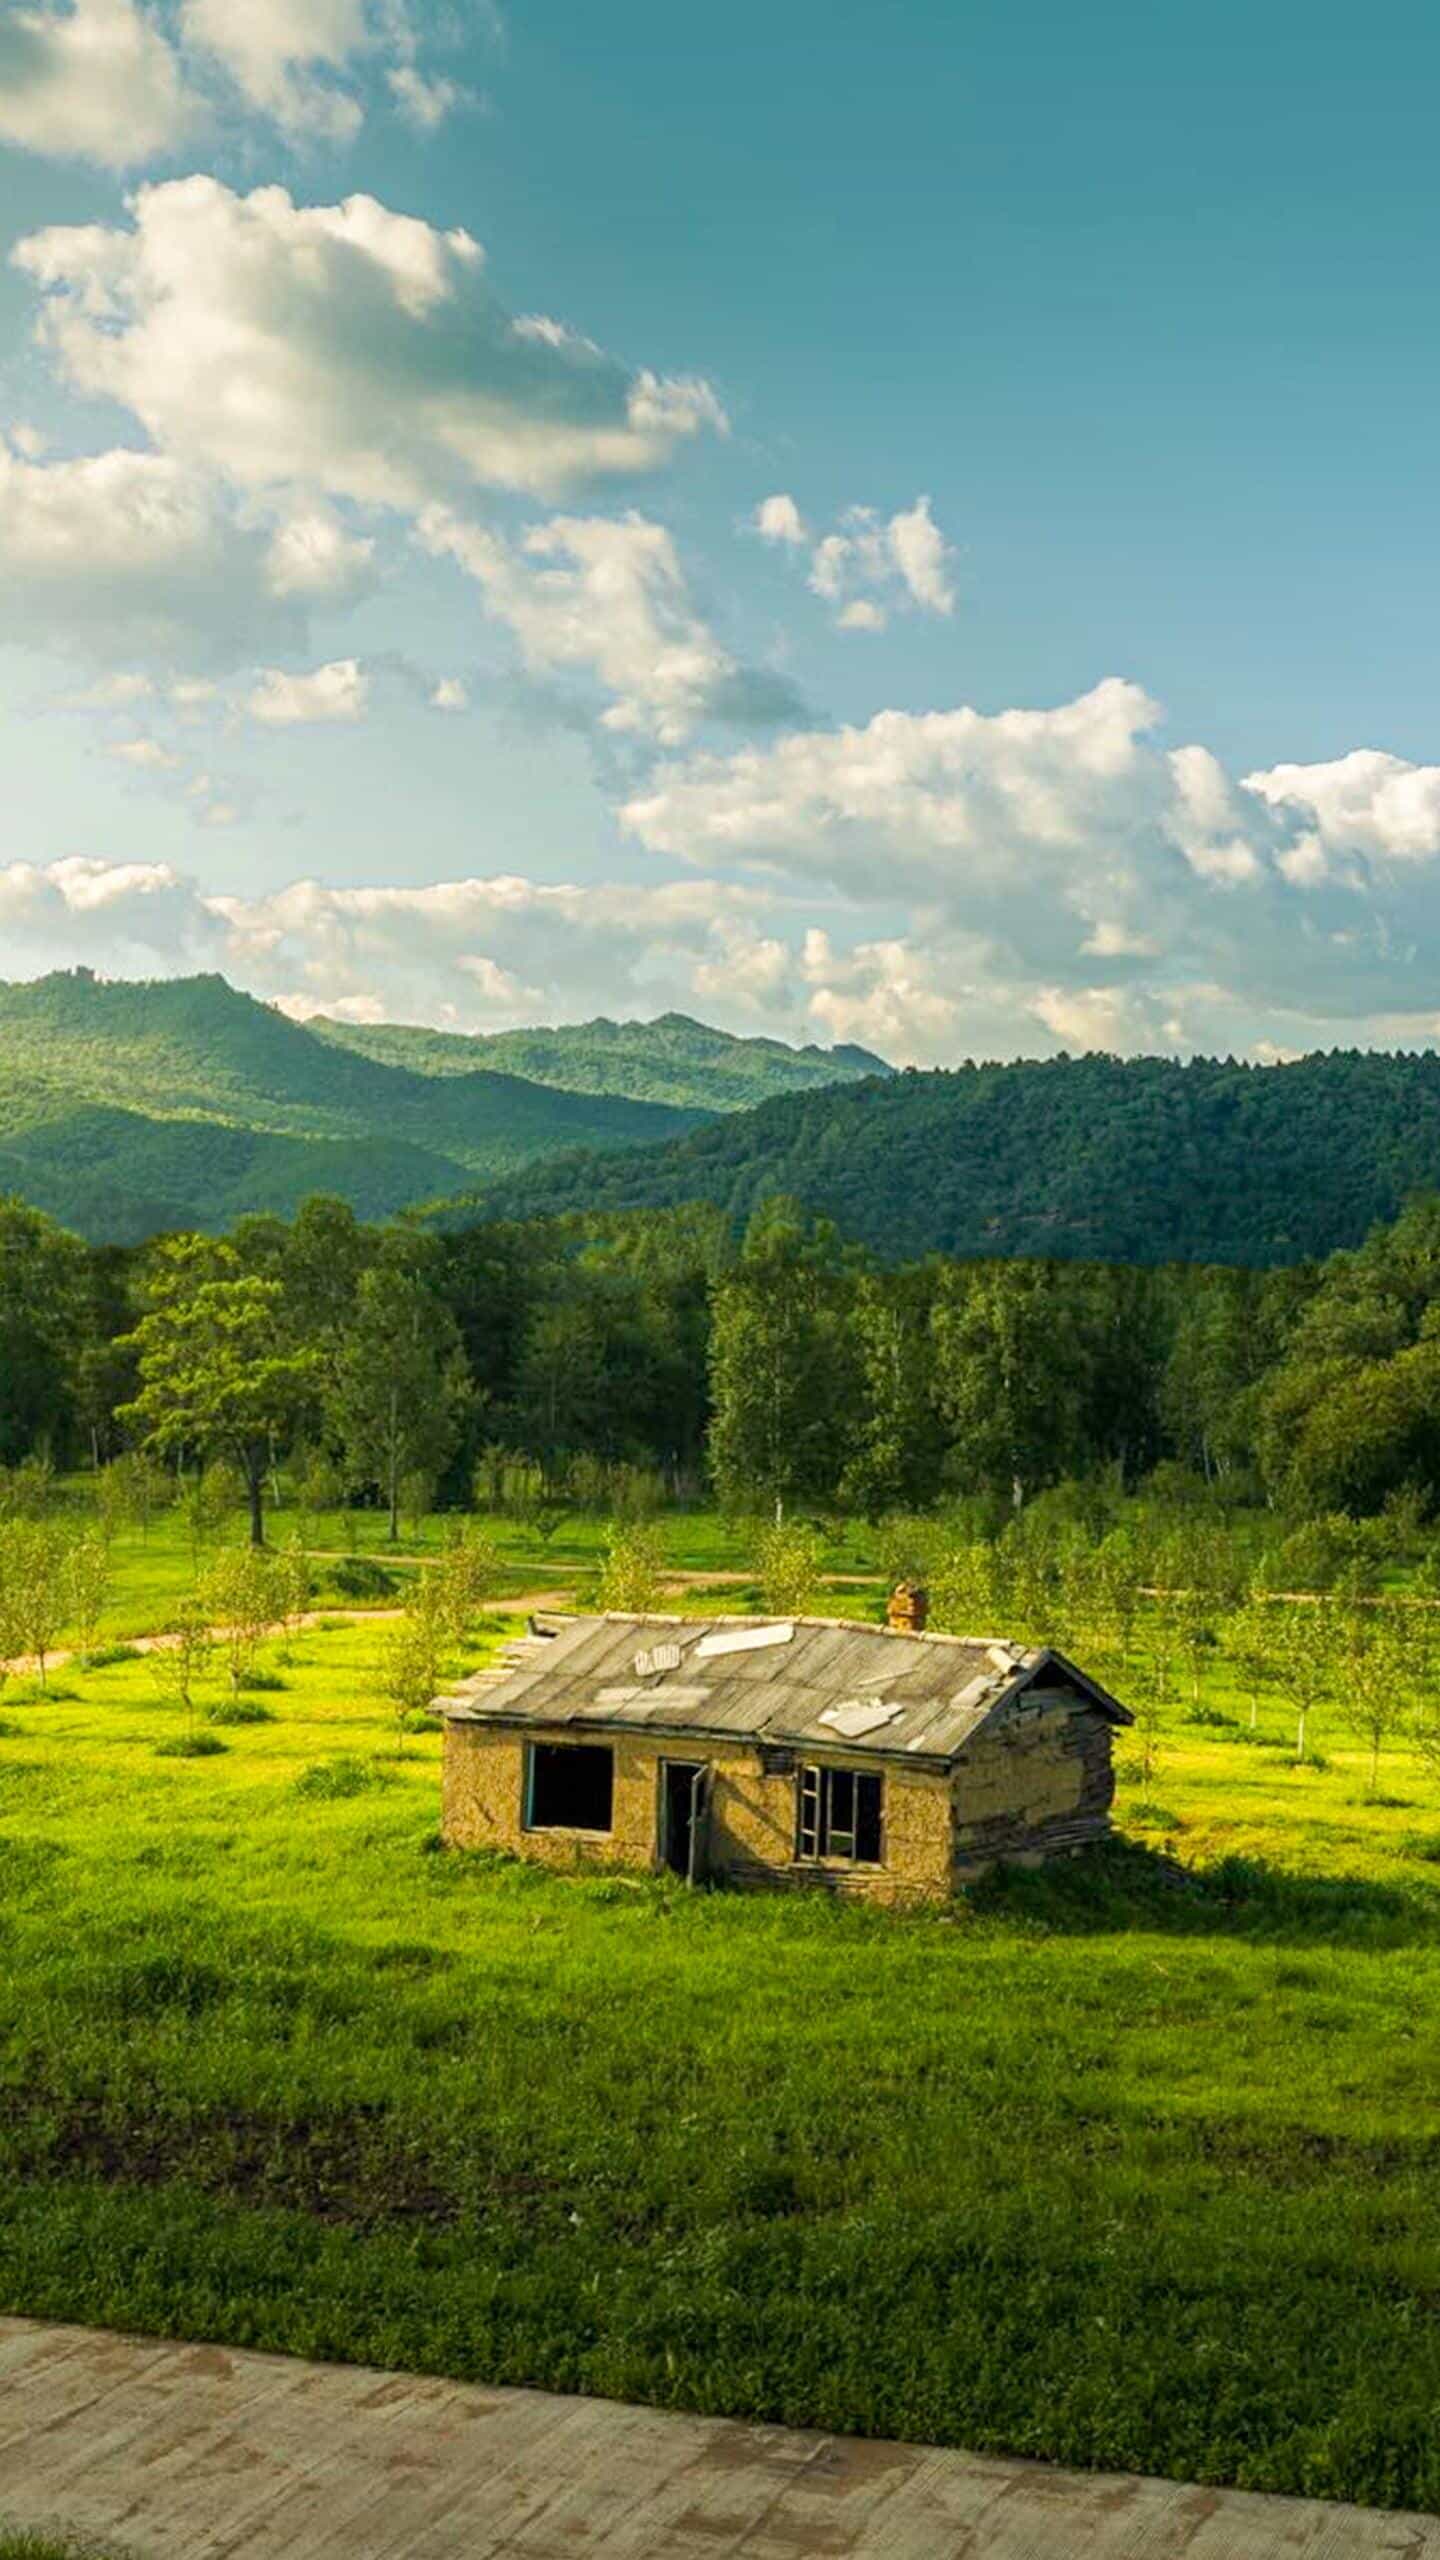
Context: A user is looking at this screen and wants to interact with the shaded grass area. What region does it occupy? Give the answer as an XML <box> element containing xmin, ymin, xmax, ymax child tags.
<box><xmin>3</xmin><ymin>1623</ymin><xmax>1440</xmax><ymax>2509</ymax></box>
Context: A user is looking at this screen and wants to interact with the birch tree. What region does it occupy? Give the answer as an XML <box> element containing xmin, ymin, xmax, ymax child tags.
<box><xmin>707</xmin><ymin>1202</ymin><xmax>854</xmax><ymax>1523</ymax></box>
<box><xmin>1339</xmin><ymin>1602</ymin><xmax>1419</xmax><ymax>1800</ymax></box>
<box><xmin>1269</xmin><ymin>1599</ymin><xmax>1336</xmax><ymax>1764</ymax></box>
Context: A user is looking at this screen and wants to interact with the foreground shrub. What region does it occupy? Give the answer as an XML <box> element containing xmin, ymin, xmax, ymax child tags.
<box><xmin>294</xmin><ymin>1755</ymin><xmax>390</xmax><ymax>1800</ymax></box>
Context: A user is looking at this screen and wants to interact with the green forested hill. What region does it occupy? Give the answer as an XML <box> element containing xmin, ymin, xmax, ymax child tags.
<box><xmin>0</xmin><ymin>972</ymin><xmax>709</xmax><ymax>1239</ymax></box>
<box><xmin>448</xmin><ymin>1048</ymin><xmax>1440</xmax><ymax>1266</ymax></box>
<box><xmin>0</xmin><ymin>1103</ymin><xmax>469</xmax><ymax>1245</ymax></box>
<box><xmin>17</xmin><ymin>972</ymin><xmax>1440</xmax><ymax>1267</ymax></box>
<box><xmin>311</xmin><ymin>1007</ymin><xmax>890</xmax><ymax>1111</ymax></box>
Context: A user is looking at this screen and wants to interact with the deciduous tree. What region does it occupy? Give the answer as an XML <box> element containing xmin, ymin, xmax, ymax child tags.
<box><xmin>121</xmin><ymin>1240</ymin><xmax>317</xmax><ymax>1546</ymax></box>
<box><xmin>329</xmin><ymin>1240</ymin><xmax>470</xmax><ymax>1543</ymax></box>
<box><xmin>1268</xmin><ymin>1599</ymin><xmax>1336</xmax><ymax>1765</ymax></box>
<box><xmin>596</xmin><ymin>1522</ymin><xmax>666</xmax><ymax>1613</ymax></box>
<box><xmin>930</xmin><ymin>1262</ymin><xmax>1083</xmax><ymax>1510</ymax></box>
<box><xmin>153</xmin><ymin>1596</ymin><xmax>214</xmax><ymax>1745</ymax></box>
<box><xmin>754</xmin><ymin>1518</ymin><xmax>823</xmax><ymax>1617</ymax></box>
<box><xmin>1337</xmin><ymin>1599</ymin><xmax>1420</xmax><ymax>1800</ymax></box>
<box><xmin>708</xmin><ymin>1201</ymin><xmax>856</xmax><ymax>1522</ymax></box>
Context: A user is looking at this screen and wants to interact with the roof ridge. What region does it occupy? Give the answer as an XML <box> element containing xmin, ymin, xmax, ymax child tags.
<box><xmin>585</xmin><ymin>1608</ymin><xmax>1029</xmax><ymax>1650</ymax></box>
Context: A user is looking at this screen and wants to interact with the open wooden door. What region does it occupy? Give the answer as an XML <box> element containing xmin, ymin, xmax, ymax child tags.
<box><xmin>660</xmin><ymin>1759</ymin><xmax>710</xmax><ymax>1883</ymax></box>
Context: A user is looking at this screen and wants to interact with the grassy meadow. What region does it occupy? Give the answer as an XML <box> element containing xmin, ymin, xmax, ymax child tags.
<box><xmin>3</xmin><ymin>1522</ymin><xmax>1440</xmax><ymax>2513</ymax></box>
<box><xmin>24</xmin><ymin>1495</ymin><xmax>875</xmax><ymax>1651</ymax></box>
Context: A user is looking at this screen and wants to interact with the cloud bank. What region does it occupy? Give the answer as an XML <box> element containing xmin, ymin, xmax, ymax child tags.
<box><xmin>17</xmin><ymin>660</ymin><xmax>1440</xmax><ymax>1069</ymax></box>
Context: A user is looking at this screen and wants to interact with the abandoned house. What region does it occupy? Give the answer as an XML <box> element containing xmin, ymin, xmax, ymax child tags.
<box><xmin>437</xmin><ymin>1595</ymin><xmax>1131</xmax><ymax>1902</ymax></box>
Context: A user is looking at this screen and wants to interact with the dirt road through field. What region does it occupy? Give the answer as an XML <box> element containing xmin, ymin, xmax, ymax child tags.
<box><xmin>1</xmin><ymin>2318</ymin><xmax>1433</xmax><ymax>2559</ymax></box>
<box><xmin>0</xmin><ymin>1575</ymin><xmax>882</xmax><ymax>1682</ymax></box>
<box><xmin>0</xmin><ymin>1594</ymin><xmax>580</xmax><ymax>1683</ymax></box>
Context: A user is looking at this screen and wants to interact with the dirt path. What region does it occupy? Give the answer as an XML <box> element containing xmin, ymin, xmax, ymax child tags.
<box><xmin>0</xmin><ymin>1606</ymin><xmax>407</xmax><ymax>1686</ymax></box>
<box><xmin>1</xmin><ymin>2318</ymin><xmax>1432</xmax><ymax>2560</ymax></box>
<box><xmin>310</xmin><ymin>1551</ymin><xmax>885</xmax><ymax>1587</ymax></box>
<box><xmin>1</xmin><ymin>1574</ymin><xmax>888</xmax><ymax>1685</ymax></box>
<box><xmin>0</xmin><ymin>1598</ymin><xmax>572</xmax><ymax>1686</ymax></box>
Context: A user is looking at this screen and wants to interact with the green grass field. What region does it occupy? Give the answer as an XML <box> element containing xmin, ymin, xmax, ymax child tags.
<box><xmin>24</xmin><ymin>1496</ymin><xmax>878</xmax><ymax>1650</ymax></box>
<box><xmin>4</xmin><ymin>1580</ymin><xmax>1440</xmax><ymax>2511</ymax></box>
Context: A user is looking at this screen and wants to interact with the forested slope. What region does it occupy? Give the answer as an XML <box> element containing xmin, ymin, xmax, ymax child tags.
<box><xmin>0</xmin><ymin>1103</ymin><xmax>469</xmax><ymax>1243</ymax></box>
<box><xmin>452</xmin><ymin>1049</ymin><xmax>1440</xmax><ymax>1266</ymax></box>
<box><xmin>311</xmin><ymin>1007</ymin><xmax>890</xmax><ymax>1111</ymax></box>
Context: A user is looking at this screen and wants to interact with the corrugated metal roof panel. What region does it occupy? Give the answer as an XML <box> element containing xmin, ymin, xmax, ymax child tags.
<box><xmin>441</xmin><ymin>1616</ymin><xmax>1129</xmax><ymax>1762</ymax></box>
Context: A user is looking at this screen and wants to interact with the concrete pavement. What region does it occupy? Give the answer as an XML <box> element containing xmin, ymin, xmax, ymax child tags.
<box><xmin>1</xmin><ymin>2318</ymin><xmax>1436</xmax><ymax>2558</ymax></box>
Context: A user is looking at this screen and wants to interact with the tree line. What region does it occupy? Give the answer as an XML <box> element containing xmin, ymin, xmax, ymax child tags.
<box><xmin>8</xmin><ymin>1186</ymin><xmax>1440</xmax><ymax>1536</ymax></box>
<box><xmin>449</xmin><ymin>1045</ymin><xmax>1440</xmax><ymax>1267</ymax></box>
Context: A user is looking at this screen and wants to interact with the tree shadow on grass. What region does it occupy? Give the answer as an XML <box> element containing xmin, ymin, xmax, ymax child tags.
<box><xmin>967</xmin><ymin>1836</ymin><xmax>1440</xmax><ymax>1947</ymax></box>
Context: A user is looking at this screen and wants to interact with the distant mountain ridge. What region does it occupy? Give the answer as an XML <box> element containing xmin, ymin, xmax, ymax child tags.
<box><xmin>23</xmin><ymin>971</ymin><xmax>1439</xmax><ymax>1272</ymax></box>
<box><xmin>310</xmin><ymin>1008</ymin><xmax>891</xmax><ymax>1112</ymax></box>
<box><xmin>0</xmin><ymin>971</ymin><xmax>708</xmax><ymax>1239</ymax></box>
<box><xmin>445</xmin><ymin>1047</ymin><xmax>1440</xmax><ymax>1267</ymax></box>
<box><xmin>0</xmin><ymin>971</ymin><xmax>884</xmax><ymax>1242</ymax></box>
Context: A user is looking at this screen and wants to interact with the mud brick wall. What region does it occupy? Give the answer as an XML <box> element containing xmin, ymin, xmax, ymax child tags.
<box><xmin>950</xmin><ymin>1696</ymin><xmax>1117</xmax><ymax>1879</ymax></box>
<box><xmin>442</xmin><ymin>1724</ymin><xmax>955</xmax><ymax>1901</ymax></box>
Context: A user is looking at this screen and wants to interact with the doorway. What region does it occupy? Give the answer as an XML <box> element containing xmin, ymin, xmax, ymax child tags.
<box><xmin>660</xmin><ymin>1760</ymin><xmax>709</xmax><ymax>1883</ymax></box>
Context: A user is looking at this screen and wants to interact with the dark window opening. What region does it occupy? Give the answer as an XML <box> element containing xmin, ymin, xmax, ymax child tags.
<box><xmin>526</xmin><ymin>1742</ymin><xmax>613</xmax><ymax>1832</ymax></box>
<box><xmin>797</xmin><ymin>1764</ymin><xmax>884</xmax><ymax>1864</ymax></box>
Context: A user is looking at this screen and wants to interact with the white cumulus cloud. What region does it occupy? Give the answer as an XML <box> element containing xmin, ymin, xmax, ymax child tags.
<box><xmin>1245</xmin><ymin>748</ymin><xmax>1440</xmax><ymax>865</ymax></box>
<box><xmin>618</xmin><ymin>677</ymin><xmax>1440</xmax><ymax>1054</ymax></box>
<box><xmin>263</xmin><ymin>506</ymin><xmax>377</xmax><ymax>605</ymax></box>
<box><xmin>887</xmin><ymin>495</ymin><xmax>956</xmax><ymax>616</ymax></box>
<box><xmin>0</xmin><ymin>857</ymin><xmax>835</xmax><ymax>1041</ymax></box>
<box><xmin>809</xmin><ymin>497</ymin><xmax>956</xmax><ymax>630</ymax></box>
<box><xmin>179</xmin><ymin>0</ymin><xmax>371</xmax><ymax>137</ymax></box>
<box><xmin>215</xmin><ymin>872</ymin><xmax>803</xmax><ymax>1029</ymax></box>
<box><xmin>756</xmin><ymin>491</ymin><xmax>956</xmax><ymax>632</ymax></box>
<box><xmin>247</xmin><ymin>659</ymin><xmax>369</xmax><ymax>724</ymax></box>
<box><xmin>623</xmin><ymin>677</ymin><xmax>1177</xmax><ymax>897</ymax></box>
<box><xmin>0</xmin><ymin>441</ymin><xmax>325</xmax><ymax>667</ymax></box>
<box><xmin>14</xmin><ymin>179</ymin><xmax>730</xmax><ymax>511</ymax></box>
<box><xmin>752</xmin><ymin>492</ymin><xmax>808</xmax><ymax>547</ymax></box>
<box><xmin>0</xmin><ymin>0</ymin><xmax>195</xmax><ymax>167</ymax></box>
<box><xmin>13</xmin><ymin>804</ymin><xmax>1440</xmax><ymax>1066</ymax></box>
<box><xmin>420</xmin><ymin>506</ymin><xmax>801</xmax><ymax>742</ymax></box>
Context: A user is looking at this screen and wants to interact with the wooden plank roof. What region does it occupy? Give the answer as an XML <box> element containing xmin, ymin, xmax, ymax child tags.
<box><xmin>438</xmin><ymin>1613</ymin><xmax>1131</xmax><ymax>1768</ymax></box>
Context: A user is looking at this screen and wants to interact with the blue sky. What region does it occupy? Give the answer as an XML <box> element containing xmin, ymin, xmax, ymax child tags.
<box><xmin>3</xmin><ymin>0</ymin><xmax>1440</xmax><ymax>1061</ymax></box>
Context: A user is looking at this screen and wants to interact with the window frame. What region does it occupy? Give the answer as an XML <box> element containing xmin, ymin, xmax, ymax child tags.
<box><xmin>795</xmin><ymin>1761</ymin><xmax>885</xmax><ymax>1867</ymax></box>
<box><xmin>523</xmin><ymin>1739</ymin><xmax>615</xmax><ymax>1836</ymax></box>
